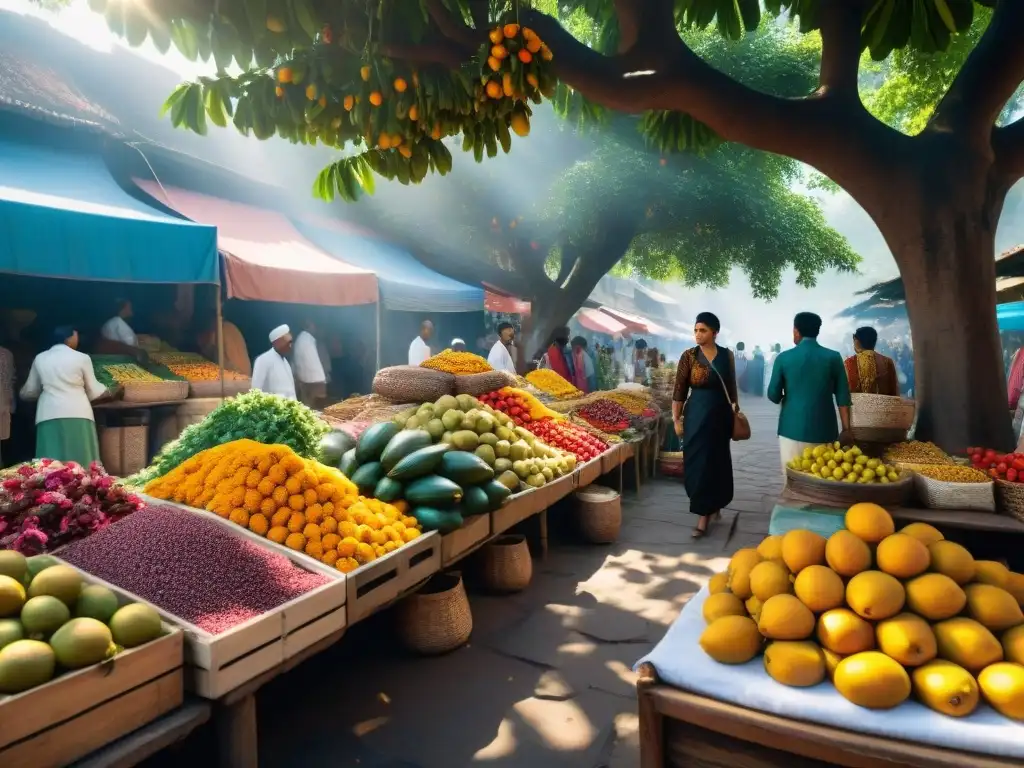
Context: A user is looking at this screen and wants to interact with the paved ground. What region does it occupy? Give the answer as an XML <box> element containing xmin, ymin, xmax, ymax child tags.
<box><xmin>151</xmin><ymin>398</ymin><xmax>784</xmax><ymax>767</ymax></box>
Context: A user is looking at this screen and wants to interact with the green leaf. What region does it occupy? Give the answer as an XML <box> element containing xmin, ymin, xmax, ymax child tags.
<box><xmin>159</xmin><ymin>83</ymin><xmax>190</xmax><ymax>118</ymax></box>
<box><xmin>204</xmin><ymin>84</ymin><xmax>228</xmax><ymax>128</ymax></box>
<box><xmin>170</xmin><ymin>18</ymin><xmax>199</xmax><ymax>61</ymax></box>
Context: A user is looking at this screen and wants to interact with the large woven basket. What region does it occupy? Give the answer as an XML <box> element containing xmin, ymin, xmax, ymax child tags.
<box><xmin>480</xmin><ymin>534</ymin><xmax>533</xmax><ymax>593</ymax></box>
<box><xmin>658</xmin><ymin>451</ymin><xmax>684</xmax><ymax>478</ymax></box>
<box><xmin>785</xmin><ymin>467</ymin><xmax>914</xmax><ymax>507</ymax></box>
<box><xmin>995</xmin><ymin>479</ymin><xmax>1024</xmax><ymax>524</ymax></box>
<box><xmin>187</xmin><ymin>379</ymin><xmax>251</xmax><ymax>398</ymax></box>
<box><xmin>916</xmin><ymin>473</ymin><xmax>995</xmax><ymax>512</ymax></box>
<box><xmin>849</xmin><ymin>393</ymin><xmax>915</xmax><ymax>443</ymax></box>
<box><xmin>395</xmin><ymin>572</ymin><xmax>472</xmax><ymax>655</ymax></box>
<box><xmin>121</xmin><ymin>380</ymin><xmax>189</xmax><ymax>404</ymax></box>
<box><xmin>99</xmin><ymin>425</ymin><xmax>148</xmax><ymax>476</ymax></box>
<box><xmin>573</xmin><ymin>485</ymin><xmax>622</xmax><ymax>544</ymax></box>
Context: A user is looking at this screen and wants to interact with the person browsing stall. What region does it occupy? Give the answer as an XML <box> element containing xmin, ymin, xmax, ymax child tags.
<box><xmin>451</xmin><ymin>338</ymin><xmax>467</xmax><ymax>353</ymax></box>
<box><xmin>767</xmin><ymin>312</ymin><xmax>852</xmax><ymax>473</ymax></box>
<box><xmin>408</xmin><ymin>320</ymin><xmax>434</xmax><ymax>366</ymax></box>
<box><xmin>251</xmin><ymin>325</ymin><xmax>297</xmax><ymax>400</ymax></box>
<box><xmin>487</xmin><ymin>323</ymin><xmax>517</xmax><ymax>374</ymax></box>
<box><xmin>293</xmin><ymin>319</ymin><xmax>327</xmax><ymax>407</ymax></box>
<box><xmin>100</xmin><ymin>299</ymin><xmax>138</xmax><ymax>348</ymax></box>
<box><xmin>19</xmin><ymin>326</ymin><xmax>117</xmax><ymax>467</ymax></box>
<box><xmin>845</xmin><ymin>326</ymin><xmax>900</xmax><ymax>396</ymax></box>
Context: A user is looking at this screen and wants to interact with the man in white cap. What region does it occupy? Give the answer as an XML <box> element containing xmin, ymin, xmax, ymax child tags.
<box><xmin>293</xmin><ymin>318</ymin><xmax>327</xmax><ymax>407</ymax></box>
<box><xmin>251</xmin><ymin>325</ymin><xmax>297</xmax><ymax>400</ymax></box>
<box><xmin>451</xmin><ymin>338</ymin><xmax>467</xmax><ymax>352</ymax></box>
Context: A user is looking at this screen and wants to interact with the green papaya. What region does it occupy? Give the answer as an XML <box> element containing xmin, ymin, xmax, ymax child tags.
<box><xmin>461</xmin><ymin>485</ymin><xmax>491</xmax><ymax>516</ymax></box>
<box><xmin>320</xmin><ymin>429</ymin><xmax>356</xmax><ymax>467</ymax></box>
<box><xmin>437</xmin><ymin>452</ymin><xmax>495</xmax><ymax>485</ymax></box>
<box><xmin>339</xmin><ymin>448</ymin><xmax>359</xmax><ymax>478</ymax></box>
<box><xmin>355</xmin><ymin>422</ymin><xmax>400</xmax><ymax>463</ymax></box>
<box><xmin>405</xmin><ymin>475</ymin><xmax>463</xmax><ymax>508</ymax></box>
<box><xmin>413</xmin><ymin>507</ymin><xmax>464</xmax><ymax>534</ymax></box>
<box><xmin>482</xmin><ymin>479</ymin><xmax>512</xmax><ymax>509</ymax></box>
<box><xmin>380</xmin><ymin>430</ymin><xmax>433</xmax><ymax>472</ymax></box>
<box><xmin>373</xmin><ymin>477</ymin><xmax>404</xmax><ymax>503</ymax></box>
<box><xmin>388</xmin><ymin>444</ymin><xmax>451</xmax><ymax>482</ymax></box>
<box><xmin>350</xmin><ymin>462</ymin><xmax>384</xmax><ymax>495</ymax></box>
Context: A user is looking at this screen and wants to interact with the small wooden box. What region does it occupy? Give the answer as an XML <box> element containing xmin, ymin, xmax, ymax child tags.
<box><xmin>0</xmin><ymin>567</ymin><xmax>184</xmax><ymax>768</ymax></box>
<box><xmin>345</xmin><ymin>531</ymin><xmax>441</xmax><ymax>624</ymax></box>
<box><xmin>441</xmin><ymin>513</ymin><xmax>492</xmax><ymax>566</ymax></box>
<box><xmin>97</xmin><ymin>498</ymin><xmax>348</xmax><ymax>700</ymax></box>
<box><xmin>577</xmin><ymin>457</ymin><xmax>603</xmax><ymax>487</ymax></box>
<box><xmin>493</xmin><ymin>487</ymin><xmax>548</xmax><ymax>535</ymax></box>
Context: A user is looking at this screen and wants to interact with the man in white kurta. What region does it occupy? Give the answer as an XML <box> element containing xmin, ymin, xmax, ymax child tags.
<box><xmin>251</xmin><ymin>325</ymin><xmax>297</xmax><ymax>400</ymax></box>
<box><xmin>100</xmin><ymin>299</ymin><xmax>139</xmax><ymax>348</ymax></box>
<box><xmin>408</xmin><ymin>320</ymin><xmax>434</xmax><ymax>366</ymax></box>
<box><xmin>293</xmin><ymin>321</ymin><xmax>327</xmax><ymax>407</ymax></box>
<box><xmin>487</xmin><ymin>322</ymin><xmax>517</xmax><ymax>374</ymax></box>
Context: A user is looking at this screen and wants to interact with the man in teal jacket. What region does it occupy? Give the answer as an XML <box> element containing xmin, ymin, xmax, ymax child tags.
<box><xmin>767</xmin><ymin>312</ymin><xmax>853</xmax><ymax>473</ymax></box>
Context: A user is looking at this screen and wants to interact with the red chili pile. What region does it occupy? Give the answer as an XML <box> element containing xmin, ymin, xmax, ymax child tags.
<box><xmin>578</xmin><ymin>399</ymin><xmax>631</xmax><ymax>432</ymax></box>
<box><xmin>59</xmin><ymin>505</ymin><xmax>331</xmax><ymax>634</ymax></box>
<box><xmin>529</xmin><ymin>419</ymin><xmax>607</xmax><ymax>463</ymax></box>
<box><xmin>966</xmin><ymin>446</ymin><xmax>1024</xmax><ymax>482</ymax></box>
<box><xmin>477</xmin><ymin>389</ymin><xmax>533</xmax><ymax>425</ymax></box>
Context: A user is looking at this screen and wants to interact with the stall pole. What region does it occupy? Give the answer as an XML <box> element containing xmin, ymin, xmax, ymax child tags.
<box><xmin>216</xmin><ymin>289</ymin><xmax>226</xmax><ymax>402</ymax></box>
<box><xmin>375</xmin><ymin>300</ymin><xmax>382</xmax><ymax>374</ymax></box>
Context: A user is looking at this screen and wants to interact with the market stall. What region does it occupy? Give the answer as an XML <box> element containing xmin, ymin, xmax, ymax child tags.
<box><xmin>132</xmin><ymin>181</ymin><xmax>380</xmax><ymax>399</ymax></box>
<box><xmin>0</xmin><ymin>135</ymin><xmax>219</xmax><ymax>469</ymax></box>
<box><xmin>635</xmin><ymin>501</ymin><xmax>1024</xmax><ymax>767</ymax></box>
<box><xmin>295</xmin><ymin>215</ymin><xmax>485</xmax><ymax>370</ymax></box>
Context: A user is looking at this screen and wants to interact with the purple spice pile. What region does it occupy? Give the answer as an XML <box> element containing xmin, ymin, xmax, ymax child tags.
<box><xmin>60</xmin><ymin>505</ymin><xmax>331</xmax><ymax>634</ymax></box>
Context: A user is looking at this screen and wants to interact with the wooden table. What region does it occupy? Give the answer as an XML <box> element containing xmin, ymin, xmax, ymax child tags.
<box><xmin>637</xmin><ymin>663</ymin><xmax>1018</xmax><ymax>768</ymax></box>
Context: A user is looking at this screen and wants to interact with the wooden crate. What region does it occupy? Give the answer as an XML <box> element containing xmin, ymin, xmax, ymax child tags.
<box><xmin>577</xmin><ymin>457</ymin><xmax>603</xmax><ymax>487</ymax></box>
<box><xmin>345</xmin><ymin>531</ymin><xmax>441</xmax><ymax>624</ymax></box>
<box><xmin>493</xmin><ymin>486</ymin><xmax>548</xmax><ymax>535</ymax></box>
<box><xmin>0</xmin><ymin>566</ymin><xmax>184</xmax><ymax>768</ymax></box>
<box><xmin>90</xmin><ymin>498</ymin><xmax>349</xmax><ymax>700</ymax></box>
<box><xmin>441</xmin><ymin>513</ymin><xmax>492</xmax><ymax>566</ymax></box>
<box><xmin>601</xmin><ymin>443</ymin><xmax>628</xmax><ymax>474</ymax></box>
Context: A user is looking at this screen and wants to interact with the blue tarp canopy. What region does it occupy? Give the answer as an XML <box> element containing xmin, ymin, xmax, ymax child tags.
<box><xmin>998</xmin><ymin>301</ymin><xmax>1024</xmax><ymax>332</ymax></box>
<box><xmin>0</xmin><ymin>139</ymin><xmax>218</xmax><ymax>283</ymax></box>
<box><xmin>297</xmin><ymin>218</ymin><xmax>483</xmax><ymax>313</ymax></box>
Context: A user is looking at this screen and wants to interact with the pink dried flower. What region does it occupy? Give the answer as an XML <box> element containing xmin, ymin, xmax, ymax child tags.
<box><xmin>13</xmin><ymin>527</ymin><xmax>48</xmax><ymax>555</ymax></box>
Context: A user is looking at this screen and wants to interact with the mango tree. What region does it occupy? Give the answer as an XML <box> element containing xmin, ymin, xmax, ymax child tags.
<box><xmin>91</xmin><ymin>0</ymin><xmax>1024</xmax><ymax>450</ymax></box>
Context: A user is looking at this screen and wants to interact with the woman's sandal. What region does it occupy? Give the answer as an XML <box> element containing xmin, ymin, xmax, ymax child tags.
<box><xmin>691</xmin><ymin>511</ymin><xmax>722</xmax><ymax>539</ymax></box>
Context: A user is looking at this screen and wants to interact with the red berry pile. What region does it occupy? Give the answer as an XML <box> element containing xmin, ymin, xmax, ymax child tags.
<box><xmin>529</xmin><ymin>419</ymin><xmax>607</xmax><ymax>463</ymax></box>
<box><xmin>966</xmin><ymin>446</ymin><xmax>1024</xmax><ymax>482</ymax></box>
<box><xmin>477</xmin><ymin>390</ymin><xmax>533</xmax><ymax>425</ymax></box>
<box><xmin>578</xmin><ymin>399</ymin><xmax>631</xmax><ymax>432</ymax></box>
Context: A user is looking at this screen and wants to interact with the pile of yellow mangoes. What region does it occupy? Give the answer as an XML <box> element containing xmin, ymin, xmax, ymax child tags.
<box><xmin>699</xmin><ymin>502</ymin><xmax>1024</xmax><ymax>720</ymax></box>
<box><xmin>788</xmin><ymin>442</ymin><xmax>901</xmax><ymax>484</ymax></box>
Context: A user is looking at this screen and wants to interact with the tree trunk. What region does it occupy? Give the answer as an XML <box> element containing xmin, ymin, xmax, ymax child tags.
<box><xmin>878</xmin><ymin>167</ymin><xmax>1014</xmax><ymax>452</ymax></box>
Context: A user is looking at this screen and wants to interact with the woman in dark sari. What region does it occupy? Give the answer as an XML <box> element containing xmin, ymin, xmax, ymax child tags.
<box><xmin>672</xmin><ymin>313</ymin><xmax>737</xmax><ymax>538</ymax></box>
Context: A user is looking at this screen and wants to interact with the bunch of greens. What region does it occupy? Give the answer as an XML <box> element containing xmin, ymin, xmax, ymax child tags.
<box><xmin>129</xmin><ymin>391</ymin><xmax>328</xmax><ymax>486</ymax></box>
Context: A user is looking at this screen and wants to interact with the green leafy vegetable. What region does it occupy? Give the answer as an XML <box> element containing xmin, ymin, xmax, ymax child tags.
<box><xmin>129</xmin><ymin>391</ymin><xmax>328</xmax><ymax>485</ymax></box>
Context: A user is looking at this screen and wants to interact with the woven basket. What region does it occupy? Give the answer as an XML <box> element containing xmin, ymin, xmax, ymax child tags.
<box><xmin>454</xmin><ymin>370</ymin><xmax>518</xmax><ymax>396</ymax></box>
<box><xmin>785</xmin><ymin>467</ymin><xmax>914</xmax><ymax>507</ymax></box>
<box><xmin>480</xmin><ymin>534</ymin><xmax>533</xmax><ymax>593</ymax></box>
<box><xmin>395</xmin><ymin>572</ymin><xmax>473</xmax><ymax>655</ymax></box>
<box><xmin>121</xmin><ymin>380</ymin><xmax>189</xmax><ymax>404</ymax></box>
<box><xmin>574</xmin><ymin>485</ymin><xmax>622</xmax><ymax>544</ymax></box>
<box><xmin>187</xmin><ymin>379</ymin><xmax>251</xmax><ymax>398</ymax></box>
<box><xmin>373</xmin><ymin>366</ymin><xmax>455</xmax><ymax>402</ymax></box>
<box><xmin>658</xmin><ymin>451</ymin><xmax>684</xmax><ymax>478</ymax></box>
<box><xmin>850</xmin><ymin>393</ymin><xmax>916</xmax><ymax>429</ymax></box>
<box><xmin>916</xmin><ymin>473</ymin><xmax>995</xmax><ymax>512</ymax></box>
<box><xmin>996</xmin><ymin>479</ymin><xmax>1024</xmax><ymax>524</ymax></box>
<box><xmin>99</xmin><ymin>425</ymin><xmax>148</xmax><ymax>476</ymax></box>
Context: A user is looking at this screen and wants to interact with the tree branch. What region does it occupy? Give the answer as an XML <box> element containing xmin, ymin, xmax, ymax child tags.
<box><xmin>994</xmin><ymin>117</ymin><xmax>1024</xmax><ymax>183</ymax></box>
<box><xmin>817</xmin><ymin>0</ymin><xmax>867</xmax><ymax>96</ymax></box>
<box><xmin>378</xmin><ymin>42</ymin><xmax>467</xmax><ymax>68</ymax></box>
<box><xmin>423</xmin><ymin>0</ymin><xmax>481</xmax><ymax>49</ymax></box>
<box><xmin>929</xmin><ymin>0</ymin><xmax>1024</xmax><ymax>138</ymax></box>
<box><xmin>612</xmin><ymin>0</ymin><xmax>679</xmax><ymax>64</ymax></box>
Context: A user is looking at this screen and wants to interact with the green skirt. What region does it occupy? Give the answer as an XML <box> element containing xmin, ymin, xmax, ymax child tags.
<box><xmin>36</xmin><ymin>419</ymin><xmax>101</xmax><ymax>467</ymax></box>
